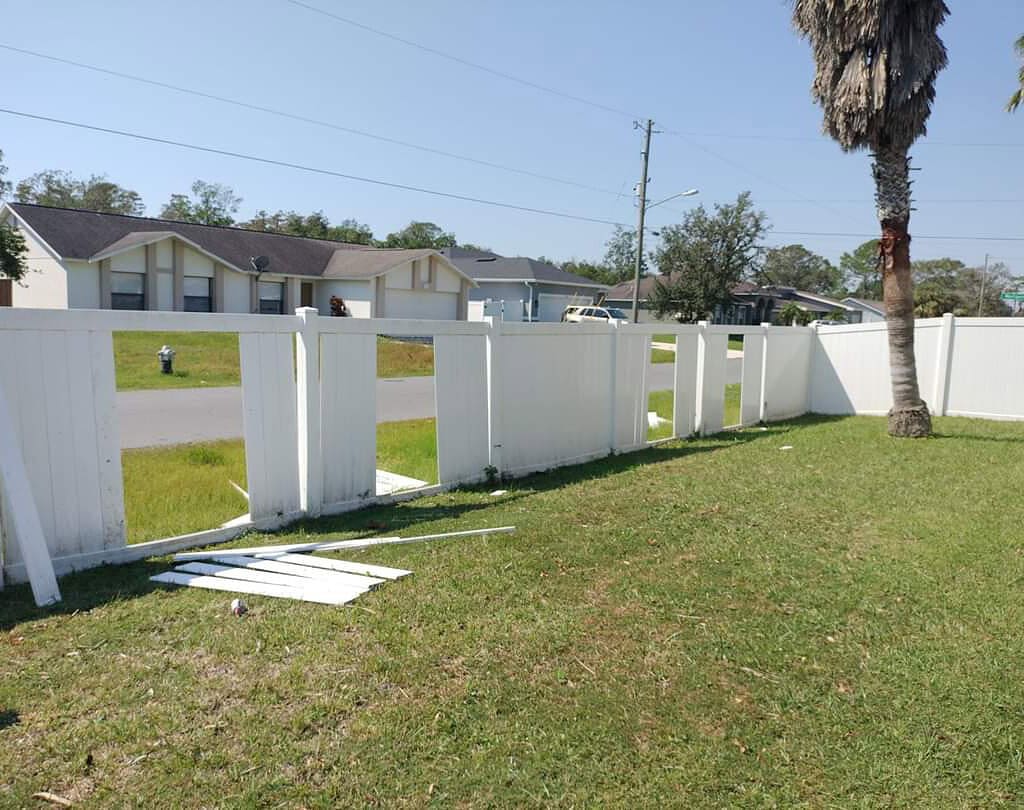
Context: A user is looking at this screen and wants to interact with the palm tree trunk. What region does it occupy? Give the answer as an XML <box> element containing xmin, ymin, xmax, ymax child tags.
<box><xmin>873</xmin><ymin>146</ymin><xmax>932</xmax><ymax>437</ymax></box>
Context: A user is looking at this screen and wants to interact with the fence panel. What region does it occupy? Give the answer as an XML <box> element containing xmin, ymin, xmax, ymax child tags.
<box><xmin>763</xmin><ymin>328</ymin><xmax>813</xmax><ymax>421</ymax></box>
<box><xmin>239</xmin><ymin>332</ymin><xmax>301</xmax><ymax>519</ymax></box>
<box><xmin>809</xmin><ymin>321</ymin><xmax>941</xmax><ymax>416</ymax></box>
<box><xmin>499</xmin><ymin>326</ymin><xmax>614</xmax><ymax>475</ymax></box>
<box><xmin>0</xmin><ymin>328</ymin><xmax>124</xmax><ymax>566</ymax></box>
<box><xmin>672</xmin><ymin>332</ymin><xmax>700</xmax><ymax>438</ymax></box>
<box><xmin>945</xmin><ymin>319</ymin><xmax>1024</xmax><ymax>420</ymax></box>
<box><xmin>698</xmin><ymin>331</ymin><xmax>728</xmax><ymax>435</ymax></box>
<box><xmin>320</xmin><ymin>332</ymin><xmax>377</xmax><ymax>507</ymax></box>
<box><xmin>740</xmin><ymin>333</ymin><xmax>765</xmax><ymax>426</ymax></box>
<box><xmin>435</xmin><ymin>334</ymin><xmax>490</xmax><ymax>483</ymax></box>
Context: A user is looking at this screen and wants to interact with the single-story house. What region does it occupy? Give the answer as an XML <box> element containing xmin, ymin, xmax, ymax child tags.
<box><xmin>842</xmin><ymin>297</ymin><xmax>886</xmax><ymax>323</ymax></box>
<box><xmin>0</xmin><ymin>203</ymin><xmax>477</xmax><ymax>319</ymax></box>
<box><xmin>440</xmin><ymin>246</ymin><xmax>605</xmax><ymax>322</ymax></box>
<box><xmin>604</xmin><ymin>275</ymin><xmax>860</xmax><ymax>324</ymax></box>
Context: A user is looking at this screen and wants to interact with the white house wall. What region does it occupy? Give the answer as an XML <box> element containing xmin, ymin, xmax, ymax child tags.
<box><xmin>434</xmin><ymin>261</ymin><xmax>462</xmax><ymax>294</ymax></box>
<box><xmin>157</xmin><ymin>272</ymin><xmax>174</xmax><ymax>311</ymax></box>
<box><xmin>182</xmin><ymin>247</ymin><xmax>215</xmax><ymax>278</ymax></box>
<box><xmin>8</xmin><ymin>221</ymin><xmax>68</xmax><ymax>309</ymax></box>
<box><xmin>221</xmin><ymin>270</ymin><xmax>251</xmax><ymax>313</ymax></box>
<box><xmin>386</xmin><ymin>289</ymin><xmax>458</xmax><ymax>320</ymax></box>
<box><xmin>156</xmin><ymin>240</ymin><xmax>173</xmax><ymax>268</ymax></box>
<box><xmin>65</xmin><ymin>260</ymin><xmax>100</xmax><ymax>309</ymax></box>
<box><xmin>109</xmin><ymin>245</ymin><xmax>145</xmax><ymax>274</ymax></box>
<box><xmin>315</xmin><ymin>279</ymin><xmax>373</xmax><ymax>318</ymax></box>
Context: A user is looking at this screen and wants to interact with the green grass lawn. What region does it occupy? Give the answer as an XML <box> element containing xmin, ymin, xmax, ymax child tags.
<box><xmin>651</xmin><ymin>348</ymin><xmax>676</xmax><ymax>364</ymax></box>
<box><xmin>652</xmin><ymin>334</ymin><xmax>743</xmax><ymax>353</ymax></box>
<box><xmin>648</xmin><ymin>384</ymin><xmax>741</xmax><ymax>440</ymax></box>
<box><xmin>122</xmin><ymin>420</ymin><xmax>438</xmax><ymax>543</ymax></box>
<box><xmin>5</xmin><ymin>415</ymin><xmax>1024</xmax><ymax>805</ymax></box>
<box><xmin>114</xmin><ymin>332</ymin><xmax>434</xmax><ymax>391</ymax></box>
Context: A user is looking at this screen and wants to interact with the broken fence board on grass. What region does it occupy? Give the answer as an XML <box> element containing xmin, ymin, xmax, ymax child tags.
<box><xmin>204</xmin><ymin>555</ymin><xmax>387</xmax><ymax>589</ymax></box>
<box><xmin>151</xmin><ymin>571</ymin><xmax>358</xmax><ymax>606</ymax></box>
<box><xmin>174</xmin><ymin>562</ymin><xmax>373</xmax><ymax>600</ymax></box>
<box><xmin>174</xmin><ymin>526</ymin><xmax>517</xmax><ymax>562</ymax></box>
<box><xmin>0</xmin><ymin>381</ymin><xmax>60</xmax><ymax>606</ymax></box>
<box><xmin>255</xmin><ymin>553</ymin><xmax>411</xmax><ymax>580</ymax></box>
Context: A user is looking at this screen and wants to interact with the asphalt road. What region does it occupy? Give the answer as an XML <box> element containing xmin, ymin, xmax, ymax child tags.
<box><xmin>117</xmin><ymin>358</ymin><xmax>742</xmax><ymax>449</ymax></box>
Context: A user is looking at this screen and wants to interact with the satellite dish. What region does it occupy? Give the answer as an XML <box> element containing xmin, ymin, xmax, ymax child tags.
<box><xmin>250</xmin><ymin>255</ymin><xmax>270</xmax><ymax>273</ymax></box>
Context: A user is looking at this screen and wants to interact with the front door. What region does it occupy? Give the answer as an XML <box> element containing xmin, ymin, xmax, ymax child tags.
<box><xmin>0</xmin><ymin>279</ymin><xmax>11</xmax><ymax>307</ymax></box>
<box><xmin>300</xmin><ymin>282</ymin><xmax>314</xmax><ymax>309</ymax></box>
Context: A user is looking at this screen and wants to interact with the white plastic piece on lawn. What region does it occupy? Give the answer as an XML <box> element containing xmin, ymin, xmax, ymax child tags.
<box><xmin>174</xmin><ymin>561</ymin><xmax>373</xmax><ymax>600</ymax></box>
<box><xmin>151</xmin><ymin>571</ymin><xmax>359</xmax><ymax>605</ymax></box>
<box><xmin>173</xmin><ymin>526</ymin><xmax>517</xmax><ymax>562</ymax></box>
<box><xmin>252</xmin><ymin>552</ymin><xmax>412</xmax><ymax>580</ymax></box>
<box><xmin>203</xmin><ymin>555</ymin><xmax>387</xmax><ymax>589</ymax></box>
<box><xmin>0</xmin><ymin>383</ymin><xmax>61</xmax><ymax>606</ymax></box>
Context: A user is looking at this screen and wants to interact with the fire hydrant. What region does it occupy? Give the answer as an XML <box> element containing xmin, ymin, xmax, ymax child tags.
<box><xmin>157</xmin><ymin>345</ymin><xmax>176</xmax><ymax>375</ymax></box>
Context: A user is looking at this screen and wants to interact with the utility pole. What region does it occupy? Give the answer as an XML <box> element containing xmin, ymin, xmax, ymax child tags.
<box><xmin>978</xmin><ymin>253</ymin><xmax>989</xmax><ymax>317</ymax></box>
<box><xmin>630</xmin><ymin>119</ymin><xmax>653</xmax><ymax>324</ymax></box>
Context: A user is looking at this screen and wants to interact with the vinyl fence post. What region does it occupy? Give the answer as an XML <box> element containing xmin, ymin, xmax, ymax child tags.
<box><xmin>484</xmin><ymin>316</ymin><xmax>504</xmax><ymax>475</ymax></box>
<box><xmin>759</xmin><ymin>323</ymin><xmax>771</xmax><ymax>423</ymax></box>
<box><xmin>608</xmin><ymin>320</ymin><xmax>620</xmax><ymax>451</ymax></box>
<box><xmin>694</xmin><ymin>321</ymin><xmax>708</xmax><ymax>435</ymax></box>
<box><xmin>932</xmin><ymin>312</ymin><xmax>955</xmax><ymax>417</ymax></box>
<box><xmin>296</xmin><ymin>307</ymin><xmax>322</xmax><ymax>517</ymax></box>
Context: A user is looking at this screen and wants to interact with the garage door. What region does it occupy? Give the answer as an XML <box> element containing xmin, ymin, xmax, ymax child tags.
<box><xmin>386</xmin><ymin>289</ymin><xmax>459</xmax><ymax>320</ymax></box>
<box><xmin>538</xmin><ymin>293</ymin><xmax>588</xmax><ymax>322</ymax></box>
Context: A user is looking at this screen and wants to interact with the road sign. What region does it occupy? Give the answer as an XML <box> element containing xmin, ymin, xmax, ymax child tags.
<box><xmin>1000</xmin><ymin>292</ymin><xmax>1024</xmax><ymax>301</ymax></box>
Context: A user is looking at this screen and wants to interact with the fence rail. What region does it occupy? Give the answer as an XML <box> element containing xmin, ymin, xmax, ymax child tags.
<box><xmin>1</xmin><ymin>308</ymin><xmax>1020</xmax><ymax>591</ymax></box>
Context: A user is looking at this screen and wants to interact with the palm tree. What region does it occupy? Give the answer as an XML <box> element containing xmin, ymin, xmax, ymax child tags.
<box><xmin>793</xmin><ymin>1</ymin><xmax>948</xmax><ymax>437</ymax></box>
<box><xmin>1008</xmin><ymin>35</ymin><xmax>1024</xmax><ymax>112</ymax></box>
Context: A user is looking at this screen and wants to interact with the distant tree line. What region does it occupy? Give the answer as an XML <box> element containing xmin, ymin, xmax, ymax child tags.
<box><xmin>0</xmin><ymin>155</ymin><xmax>1019</xmax><ymax>317</ymax></box>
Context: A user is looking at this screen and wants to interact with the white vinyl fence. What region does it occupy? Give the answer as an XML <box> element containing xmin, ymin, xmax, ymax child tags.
<box><xmin>1</xmin><ymin>308</ymin><xmax>1020</xmax><ymax>591</ymax></box>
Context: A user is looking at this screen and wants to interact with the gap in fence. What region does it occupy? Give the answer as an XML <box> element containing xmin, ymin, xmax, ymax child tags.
<box><xmin>117</xmin><ymin>331</ymin><xmax>249</xmax><ymax>544</ymax></box>
<box><xmin>724</xmin><ymin>333</ymin><xmax>744</xmax><ymax>429</ymax></box>
<box><xmin>375</xmin><ymin>334</ymin><xmax>438</xmax><ymax>496</ymax></box>
<box><xmin>648</xmin><ymin>332</ymin><xmax>675</xmax><ymax>442</ymax></box>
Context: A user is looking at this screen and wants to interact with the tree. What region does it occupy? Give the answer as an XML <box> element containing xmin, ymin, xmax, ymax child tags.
<box><xmin>1008</xmin><ymin>35</ymin><xmax>1024</xmax><ymax>112</ymax></box>
<box><xmin>382</xmin><ymin>221</ymin><xmax>455</xmax><ymax>249</ymax></box>
<box><xmin>760</xmin><ymin>244</ymin><xmax>842</xmax><ymax>294</ymax></box>
<box><xmin>603</xmin><ymin>226</ymin><xmax>645</xmax><ymax>284</ymax></box>
<box><xmin>160</xmin><ymin>180</ymin><xmax>241</xmax><ymax>226</ymax></box>
<box><xmin>0</xmin><ymin>220</ymin><xmax>28</xmax><ymax>283</ymax></box>
<box><xmin>778</xmin><ymin>301</ymin><xmax>813</xmax><ymax>326</ymax></box>
<box><xmin>15</xmin><ymin>169</ymin><xmax>144</xmax><ymax>215</ymax></box>
<box><xmin>794</xmin><ymin>0</ymin><xmax>949</xmax><ymax>437</ymax></box>
<box><xmin>840</xmin><ymin>240</ymin><xmax>881</xmax><ymax>298</ymax></box>
<box><xmin>649</xmin><ymin>192</ymin><xmax>768</xmax><ymax>322</ymax></box>
<box><xmin>559</xmin><ymin>259</ymin><xmax>615</xmax><ymax>285</ymax></box>
<box><xmin>0</xmin><ymin>149</ymin><xmax>11</xmax><ymax>201</ymax></box>
<box><xmin>243</xmin><ymin>209</ymin><xmax>374</xmax><ymax>244</ymax></box>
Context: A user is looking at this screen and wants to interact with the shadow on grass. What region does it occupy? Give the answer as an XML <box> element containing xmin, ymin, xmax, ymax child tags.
<box><xmin>1</xmin><ymin>415</ymin><xmax>852</xmax><ymax>628</ymax></box>
<box><xmin>0</xmin><ymin>709</ymin><xmax>18</xmax><ymax>730</ymax></box>
<box><xmin>0</xmin><ymin>559</ymin><xmax>168</xmax><ymax>632</ymax></box>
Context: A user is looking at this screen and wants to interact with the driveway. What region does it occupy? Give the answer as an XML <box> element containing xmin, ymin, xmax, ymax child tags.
<box><xmin>117</xmin><ymin>359</ymin><xmax>743</xmax><ymax>449</ymax></box>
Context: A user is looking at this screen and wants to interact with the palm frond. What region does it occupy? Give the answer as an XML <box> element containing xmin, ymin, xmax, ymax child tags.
<box><xmin>1008</xmin><ymin>34</ymin><xmax>1024</xmax><ymax>113</ymax></box>
<box><xmin>793</xmin><ymin>0</ymin><xmax>949</xmax><ymax>151</ymax></box>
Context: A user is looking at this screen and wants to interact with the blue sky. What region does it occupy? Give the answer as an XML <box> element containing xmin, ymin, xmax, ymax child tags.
<box><xmin>1</xmin><ymin>0</ymin><xmax>1022</xmax><ymax>276</ymax></box>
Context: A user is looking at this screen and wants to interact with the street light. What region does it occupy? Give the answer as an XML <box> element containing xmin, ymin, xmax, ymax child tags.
<box><xmin>646</xmin><ymin>188</ymin><xmax>700</xmax><ymax>210</ymax></box>
<box><xmin>630</xmin><ymin>187</ymin><xmax>699</xmax><ymax>323</ymax></box>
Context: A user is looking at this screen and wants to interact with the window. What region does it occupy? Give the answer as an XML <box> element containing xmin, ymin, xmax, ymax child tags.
<box><xmin>258</xmin><ymin>281</ymin><xmax>284</xmax><ymax>314</ymax></box>
<box><xmin>184</xmin><ymin>276</ymin><xmax>212</xmax><ymax>312</ymax></box>
<box><xmin>111</xmin><ymin>272</ymin><xmax>145</xmax><ymax>310</ymax></box>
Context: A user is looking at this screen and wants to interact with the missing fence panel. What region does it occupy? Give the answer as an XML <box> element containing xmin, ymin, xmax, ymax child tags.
<box><xmin>724</xmin><ymin>333</ymin><xmax>744</xmax><ymax>428</ymax></box>
<box><xmin>648</xmin><ymin>332</ymin><xmax>675</xmax><ymax>441</ymax></box>
<box><xmin>375</xmin><ymin>334</ymin><xmax>438</xmax><ymax>495</ymax></box>
<box><xmin>116</xmin><ymin>331</ymin><xmax>248</xmax><ymax>543</ymax></box>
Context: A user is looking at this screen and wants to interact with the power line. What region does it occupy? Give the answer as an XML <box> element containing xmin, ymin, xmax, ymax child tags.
<box><xmin>769</xmin><ymin>229</ymin><xmax>1024</xmax><ymax>243</ymax></box>
<box><xmin>0</xmin><ymin>107</ymin><xmax>634</xmax><ymax>228</ymax></box>
<box><xmin>285</xmin><ymin>0</ymin><xmax>641</xmax><ymax>121</ymax></box>
<box><xmin>0</xmin><ymin>42</ymin><xmax>624</xmax><ymax>199</ymax></box>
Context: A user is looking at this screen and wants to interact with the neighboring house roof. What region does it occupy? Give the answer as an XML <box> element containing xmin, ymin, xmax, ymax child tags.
<box><xmin>842</xmin><ymin>297</ymin><xmax>886</xmax><ymax>315</ymax></box>
<box><xmin>4</xmin><ymin>203</ymin><xmax>476</xmax><ymax>285</ymax></box>
<box><xmin>440</xmin><ymin>247</ymin><xmax>607</xmax><ymax>289</ymax></box>
<box><xmin>604</xmin><ymin>272</ymin><xmax>682</xmax><ymax>302</ymax></box>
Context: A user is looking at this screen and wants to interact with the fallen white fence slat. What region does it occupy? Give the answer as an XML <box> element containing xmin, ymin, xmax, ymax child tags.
<box><xmin>150</xmin><ymin>571</ymin><xmax>357</xmax><ymax>605</ymax></box>
<box><xmin>0</xmin><ymin>383</ymin><xmax>61</xmax><ymax>606</ymax></box>
<box><xmin>174</xmin><ymin>561</ymin><xmax>372</xmax><ymax>600</ymax></box>
<box><xmin>204</xmin><ymin>555</ymin><xmax>387</xmax><ymax>589</ymax></box>
<box><xmin>174</xmin><ymin>526</ymin><xmax>516</xmax><ymax>562</ymax></box>
<box><xmin>254</xmin><ymin>553</ymin><xmax>412</xmax><ymax>580</ymax></box>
